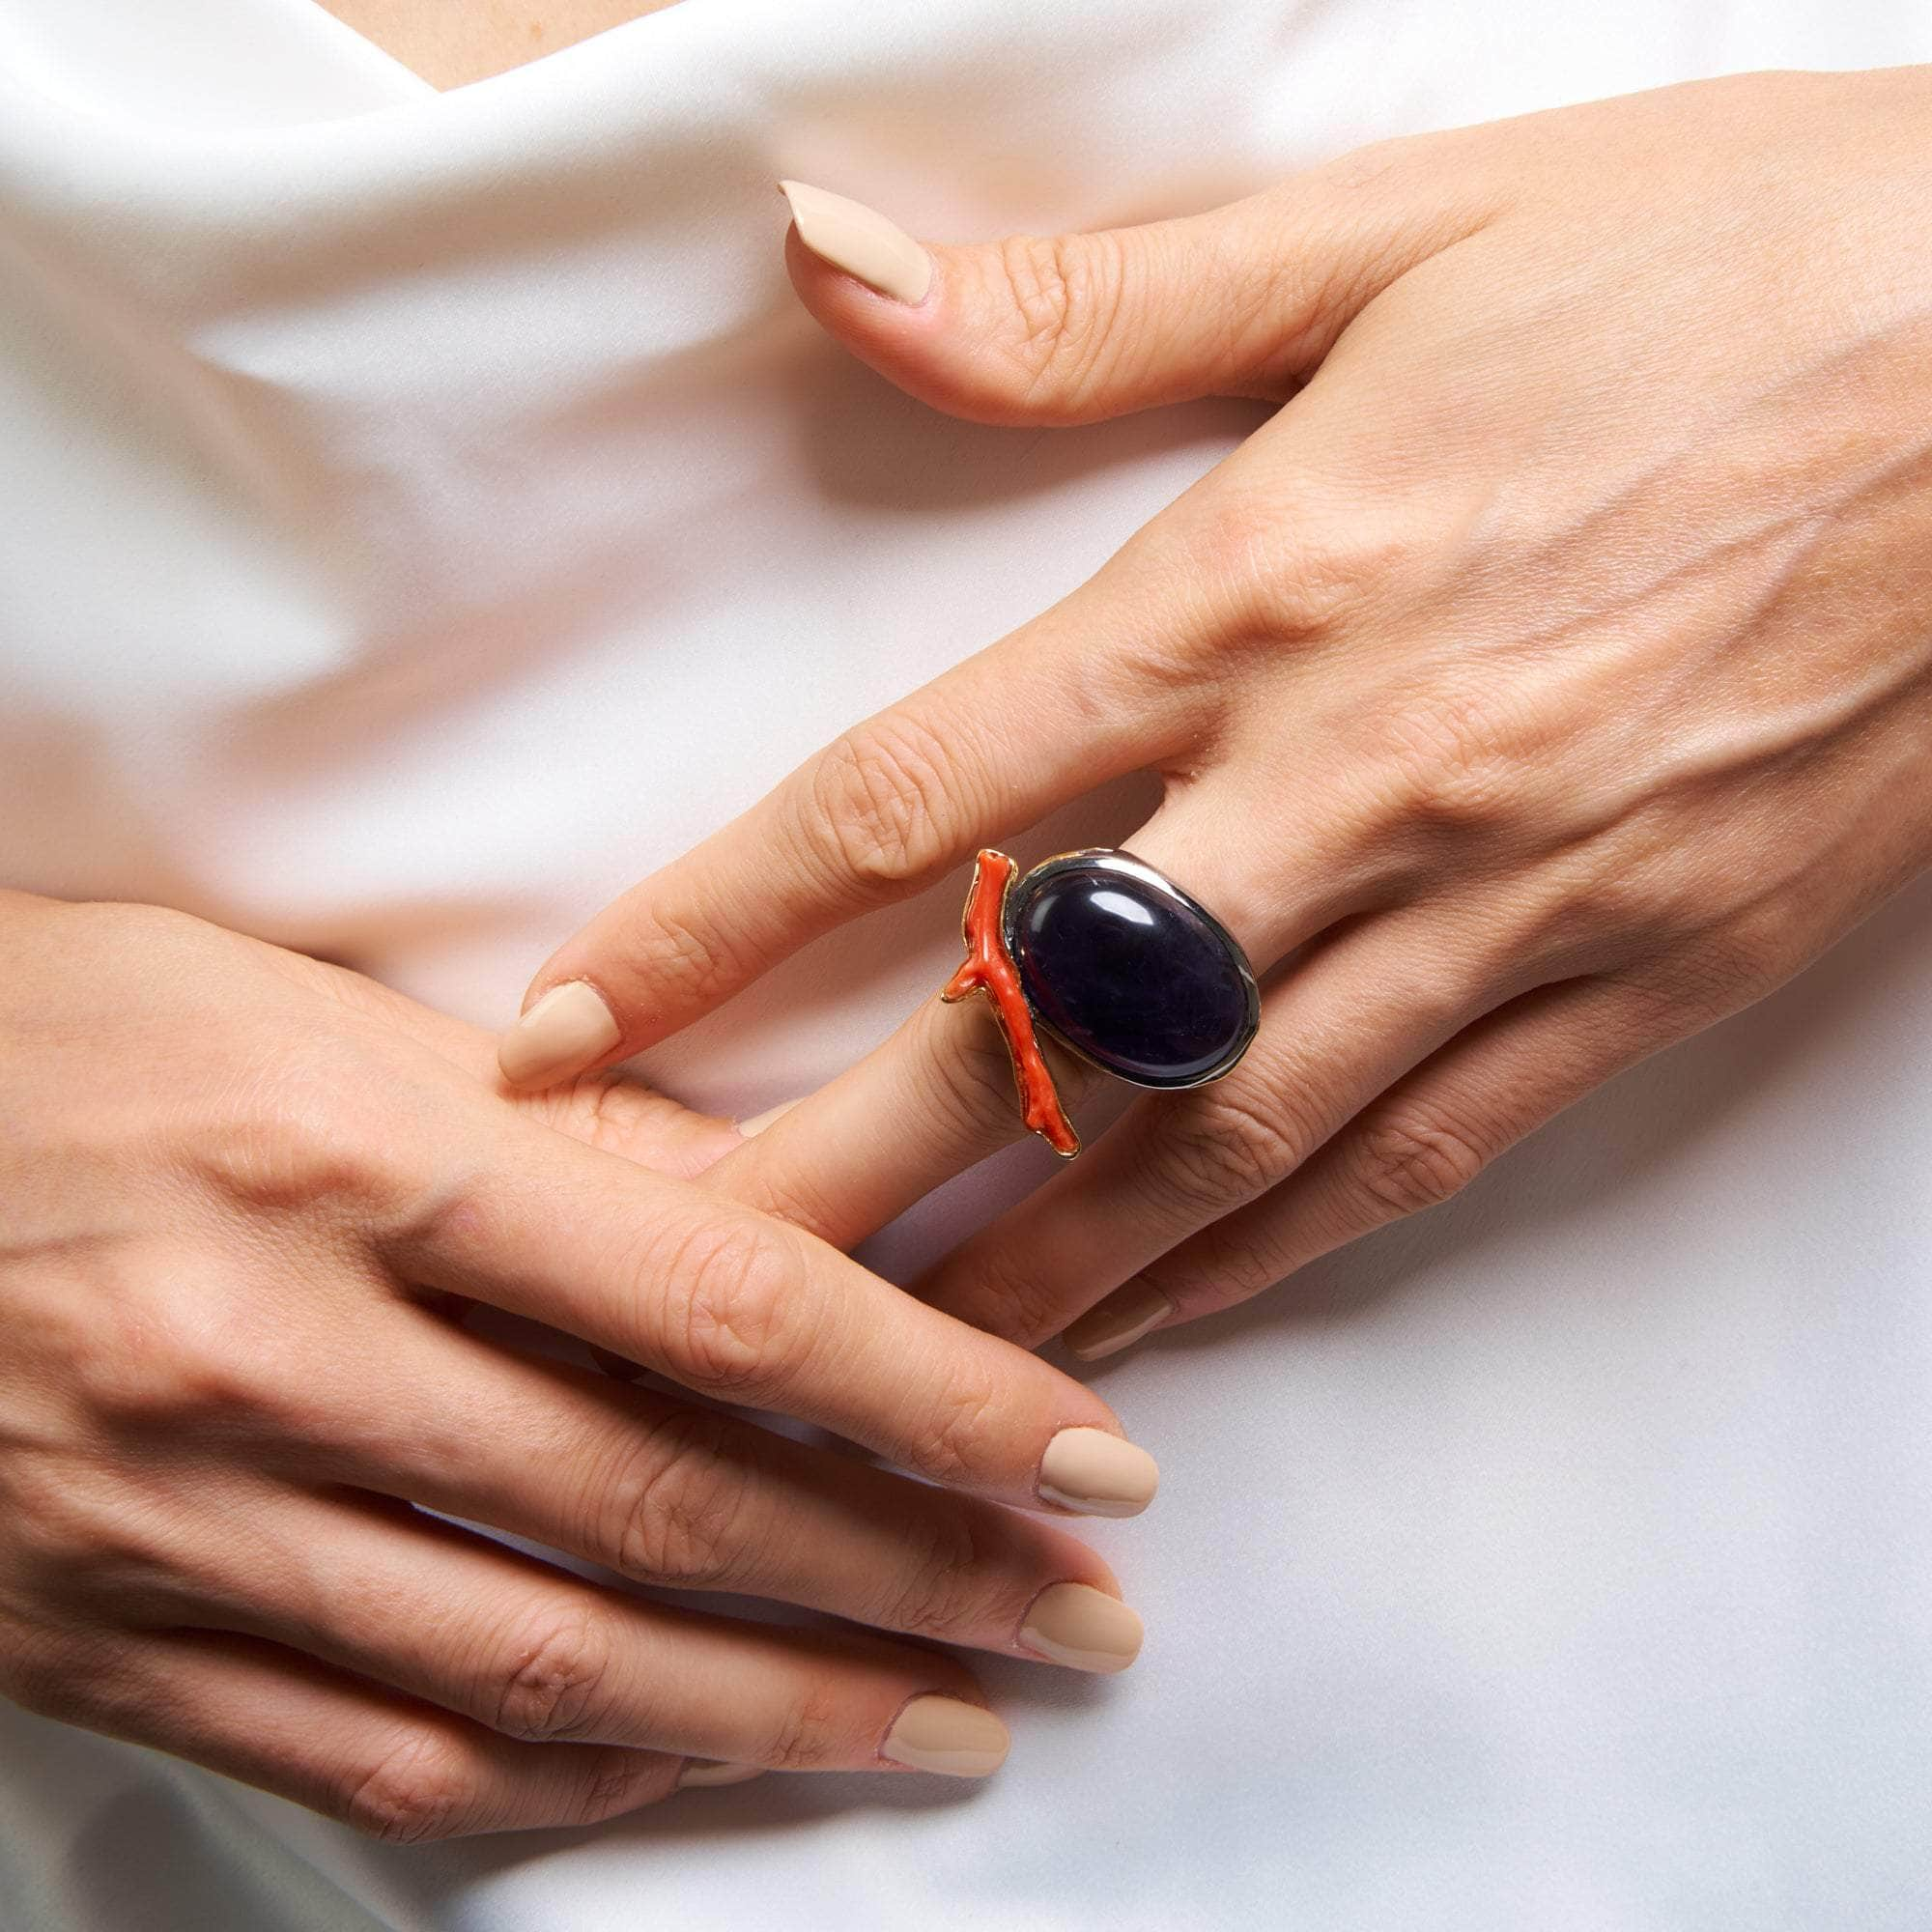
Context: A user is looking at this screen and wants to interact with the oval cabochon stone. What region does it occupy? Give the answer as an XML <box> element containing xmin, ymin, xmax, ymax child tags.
<box><xmin>1010</xmin><ymin>857</ymin><xmax>1253</xmax><ymax>1086</ymax></box>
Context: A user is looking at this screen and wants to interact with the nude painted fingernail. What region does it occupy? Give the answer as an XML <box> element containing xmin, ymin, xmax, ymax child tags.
<box><xmin>1062</xmin><ymin>1282</ymin><xmax>1175</xmax><ymax>1362</ymax></box>
<box><xmin>778</xmin><ymin>180</ymin><xmax>932</xmax><ymax>303</ymax></box>
<box><xmin>737</xmin><ymin>1096</ymin><xmax>802</xmax><ymax>1139</ymax></box>
<box><xmin>497</xmin><ymin>981</ymin><xmax>620</xmax><ymax>1089</ymax></box>
<box><xmin>676</xmin><ymin>1759</ymin><xmax>767</xmax><ymax>1789</ymax></box>
<box><xmin>880</xmin><ymin>1696</ymin><xmax>1009</xmax><ymax>1777</ymax></box>
<box><xmin>1019</xmin><ymin>1583</ymin><xmax>1144</xmax><ymax>1674</ymax></box>
<box><xmin>1038</xmin><ymin>1426</ymin><xmax>1159</xmax><ymax>1518</ymax></box>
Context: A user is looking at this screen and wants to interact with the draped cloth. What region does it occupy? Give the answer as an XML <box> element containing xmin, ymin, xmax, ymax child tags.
<box><xmin>1</xmin><ymin>2</ymin><xmax>1929</xmax><ymax>1925</ymax></box>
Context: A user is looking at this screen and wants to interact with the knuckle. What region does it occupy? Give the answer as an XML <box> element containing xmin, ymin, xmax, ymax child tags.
<box><xmin>911</xmin><ymin>1373</ymin><xmax>1004</xmax><ymax>1490</ymax></box>
<box><xmin>761</xmin><ymin>1672</ymin><xmax>847</xmax><ymax>1773</ymax></box>
<box><xmin>72</xmin><ymin>1270</ymin><xmax>287</xmax><ymax>1437</ymax></box>
<box><xmin>4</xmin><ymin>1462</ymin><xmax>172</xmax><ymax>1605</ymax></box>
<box><xmin>1168</xmin><ymin>482</ymin><xmax>1393</xmax><ymax>650</ymax></box>
<box><xmin>1353</xmin><ymin>1109</ymin><xmax>1490</xmax><ymax>1219</ymax></box>
<box><xmin>1568</xmin><ymin>867</ymin><xmax>1678</xmax><ymax>953</ymax></box>
<box><xmin>1593</xmin><ymin>970</ymin><xmax>1687</xmax><ymax>1039</ymax></box>
<box><xmin>1377</xmin><ymin>685</ymin><xmax>1524</xmax><ymax>832</ymax></box>
<box><xmin>991</xmin><ymin>229</ymin><xmax>1128</xmax><ymax>415</ymax></box>
<box><xmin>489</xmin><ymin>1607</ymin><xmax>618</xmax><ymax>1744</ymax></box>
<box><xmin>567</xmin><ymin>1078</ymin><xmax>678</xmax><ymax>1160</ymax></box>
<box><xmin>1392</xmin><ymin>953</ymin><xmax>1490</xmax><ymax>1045</ymax></box>
<box><xmin>1151</xmin><ymin>1221</ymin><xmax>1290</xmax><ymax>1312</ymax></box>
<box><xmin>946</xmin><ymin>1242</ymin><xmax>1068</xmax><ymax>1348</ymax></box>
<box><xmin>1139</xmin><ymin>1089</ymin><xmax>1307</xmax><ymax>1218</ymax></box>
<box><xmin>607</xmin><ymin>903</ymin><xmax>743</xmax><ymax>1009</ymax></box>
<box><xmin>1492</xmin><ymin>836</ymin><xmax>1717</xmax><ymax>983</ymax></box>
<box><xmin>800</xmin><ymin>715</ymin><xmax>961</xmax><ymax>900</ymax></box>
<box><xmin>873</xmin><ymin>1509</ymin><xmax>983</xmax><ymax>1642</ymax></box>
<box><xmin>574</xmin><ymin>1752</ymin><xmax>672</xmax><ymax>1823</ymax></box>
<box><xmin>610</xmin><ymin>1406</ymin><xmax>762</xmax><ymax>1588</ymax></box>
<box><xmin>926</xmin><ymin>1005</ymin><xmax>1043</xmax><ymax>1150</ymax></box>
<box><xmin>186</xmin><ymin>1051</ymin><xmax>425</xmax><ymax>1227</ymax></box>
<box><xmin>1481</xmin><ymin>852</ymin><xmax>1633</xmax><ymax>970</ymax></box>
<box><xmin>933</xmin><ymin>1012</ymin><xmax>1022</xmax><ymax>1130</ymax></box>
<box><xmin>923</xmin><ymin>1002</ymin><xmax>1106</xmax><ymax>1151</ymax></box>
<box><xmin>340</xmin><ymin>1731</ymin><xmax>476</xmax><ymax>1844</ymax></box>
<box><xmin>731</xmin><ymin>1158</ymin><xmax>845</xmax><ymax>1246</ymax></box>
<box><xmin>660</xmin><ymin>1216</ymin><xmax>811</xmax><ymax>1398</ymax></box>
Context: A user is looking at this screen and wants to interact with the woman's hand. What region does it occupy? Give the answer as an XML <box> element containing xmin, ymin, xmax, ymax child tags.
<box><xmin>0</xmin><ymin>893</ymin><xmax>1154</xmax><ymax>1840</ymax></box>
<box><xmin>502</xmin><ymin>70</ymin><xmax>1932</xmax><ymax>1359</ymax></box>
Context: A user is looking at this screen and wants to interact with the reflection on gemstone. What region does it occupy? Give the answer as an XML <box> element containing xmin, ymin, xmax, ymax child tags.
<box><xmin>1010</xmin><ymin>857</ymin><xmax>1254</xmax><ymax>1086</ymax></box>
<box><xmin>1086</xmin><ymin>888</ymin><xmax>1156</xmax><ymax>928</ymax></box>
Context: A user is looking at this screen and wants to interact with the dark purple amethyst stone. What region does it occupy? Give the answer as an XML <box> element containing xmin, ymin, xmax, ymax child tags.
<box><xmin>1009</xmin><ymin>856</ymin><xmax>1256</xmax><ymax>1087</ymax></box>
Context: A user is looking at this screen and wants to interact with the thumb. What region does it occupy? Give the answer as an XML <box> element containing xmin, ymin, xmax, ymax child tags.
<box><xmin>776</xmin><ymin>159</ymin><xmax>1491</xmax><ymax>429</ymax></box>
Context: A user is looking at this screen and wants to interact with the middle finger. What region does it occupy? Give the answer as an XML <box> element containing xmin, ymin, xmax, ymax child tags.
<box><xmin>708</xmin><ymin>785</ymin><xmax>1395</xmax><ymax>1246</ymax></box>
<box><xmin>161</xmin><ymin>1488</ymin><xmax>1014</xmax><ymax>1778</ymax></box>
<box><xmin>285</xmin><ymin>1308</ymin><xmax>1144</xmax><ymax>1673</ymax></box>
<box><xmin>920</xmin><ymin>898</ymin><xmax>1528</xmax><ymax>1346</ymax></box>
<box><xmin>387</xmin><ymin>1122</ymin><xmax>1160</xmax><ymax>1517</ymax></box>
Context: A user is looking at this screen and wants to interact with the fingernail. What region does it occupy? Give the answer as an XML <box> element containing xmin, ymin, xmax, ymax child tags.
<box><xmin>1062</xmin><ymin>1282</ymin><xmax>1174</xmax><ymax>1362</ymax></box>
<box><xmin>497</xmin><ymin>981</ymin><xmax>620</xmax><ymax>1089</ymax></box>
<box><xmin>1038</xmin><ymin>1426</ymin><xmax>1159</xmax><ymax>1518</ymax></box>
<box><xmin>880</xmin><ymin>1695</ymin><xmax>1009</xmax><ymax>1777</ymax></box>
<box><xmin>737</xmin><ymin>1096</ymin><xmax>802</xmax><ymax>1139</ymax></box>
<box><xmin>676</xmin><ymin>1759</ymin><xmax>767</xmax><ymax>1789</ymax></box>
<box><xmin>778</xmin><ymin>180</ymin><xmax>932</xmax><ymax>304</ymax></box>
<box><xmin>1019</xmin><ymin>1583</ymin><xmax>1144</xmax><ymax>1674</ymax></box>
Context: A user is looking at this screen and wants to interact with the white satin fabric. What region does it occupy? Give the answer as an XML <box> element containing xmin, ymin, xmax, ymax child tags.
<box><xmin>3</xmin><ymin>3</ymin><xmax>1930</xmax><ymax>1927</ymax></box>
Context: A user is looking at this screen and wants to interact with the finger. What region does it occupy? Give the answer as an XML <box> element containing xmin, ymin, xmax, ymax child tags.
<box><xmin>496</xmin><ymin>565</ymin><xmax>1202</xmax><ymax>1091</ymax></box>
<box><xmin>495</xmin><ymin>153</ymin><xmax>1505</xmax><ymax>1094</ymax></box>
<box><xmin>165</xmin><ymin>1492</ymin><xmax>1013</xmax><ymax>1778</ymax></box>
<box><xmin>920</xmin><ymin>905</ymin><xmax>1524</xmax><ymax>1347</ymax></box>
<box><xmin>36</xmin><ymin>1629</ymin><xmax>686</xmax><ymax>1842</ymax></box>
<box><xmin>392</xmin><ymin>1120</ymin><xmax>1160</xmax><ymax>1517</ymax></box>
<box><xmin>277</xmin><ymin>944</ymin><xmax>745</xmax><ymax>1183</ymax></box>
<box><xmin>284</xmin><ymin>1312</ymin><xmax>1141</xmax><ymax>1671</ymax></box>
<box><xmin>1066</xmin><ymin>977</ymin><xmax>1677</xmax><ymax>1352</ymax></box>
<box><xmin>773</xmin><ymin>155</ymin><xmax>1499</xmax><ymax>427</ymax></box>
<box><xmin>703</xmin><ymin>783</ymin><xmax>1381</xmax><ymax>1248</ymax></box>
<box><xmin>708</xmin><ymin>993</ymin><xmax>1104</xmax><ymax>1249</ymax></box>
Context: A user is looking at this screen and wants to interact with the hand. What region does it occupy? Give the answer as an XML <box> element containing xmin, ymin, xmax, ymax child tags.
<box><xmin>0</xmin><ymin>894</ymin><xmax>1154</xmax><ymax>1840</ymax></box>
<box><xmin>499</xmin><ymin>70</ymin><xmax>1932</xmax><ymax>1363</ymax></box>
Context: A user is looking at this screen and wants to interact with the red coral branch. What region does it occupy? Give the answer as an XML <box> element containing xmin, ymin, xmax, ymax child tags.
<box><xmin>941</xmin><ymin>849</ymin><xmax>1080</xmax><ymax>1158</ymax></box>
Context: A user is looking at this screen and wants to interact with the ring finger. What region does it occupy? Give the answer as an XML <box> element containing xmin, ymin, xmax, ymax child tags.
<box><xmin>51</xmin><ymin>1628</ymin><xmax>686</xmax><ymax>1841</ymax></box>
<box><xmin>916</xmin><ymin>889</ymin><xmax>1535</xmax><ymax>1347</ymax></box>
<box><xmin>157</xmin><ymin>1486</ymin><xmax>1016</xmax><ymax>1778</ymax></box>
<box><xmin>1085</xmin><ymin>974</ymin><xmax>1676</xmax><ymax>1347</ymax></box>
<box><xmin>393</xmin><ymin>1118</ymin><xmax>1160</xmax><ymax>1520</ymax></box>
<box><xmin>284</xmin><ymin>1312</ymin><xmax>1143</xmax><ymax>1673</ymax></box>
<box><xmin>710</xmin><ymin>794</ymin><xmax>1395</xmax><ymax>1250</ymax></box>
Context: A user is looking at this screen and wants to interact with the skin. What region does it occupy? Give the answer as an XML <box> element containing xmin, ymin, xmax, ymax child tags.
<box><xmin>518</xmin><ymin>70</ymin><xmax>1932</xmax><ymax>1354</ymax></box>
<box><xmin>15</xmin><ymin>58</ymin><xmax>1932</xmax><ymax>1841</ymax></box>
<box><xmin>316</xmin><ymin>0</ymin><xmax>678</xmax><ymax>90</ymax></box>
<box><xmin>0</xmin><ymin>894</ymin><xmax>1145</xmax><ymax>1837</ymax></box>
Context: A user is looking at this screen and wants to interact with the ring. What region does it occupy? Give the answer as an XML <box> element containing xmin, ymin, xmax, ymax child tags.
<box><xmin>940</xmin><ymin>848</ymin><xmax>1260</xmax><ymax>1158</ymax></box>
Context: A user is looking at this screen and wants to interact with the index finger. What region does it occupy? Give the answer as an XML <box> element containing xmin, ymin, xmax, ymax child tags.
<box><xmin>390</xmin><ymin>1113</ymin><xmax>1159</xmax><ymax>1519</ymax></box>
<box><xmin>496</xmin><ymin>559</ymin><xmax>1198</xmax><ymax>1091</ymax></box>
